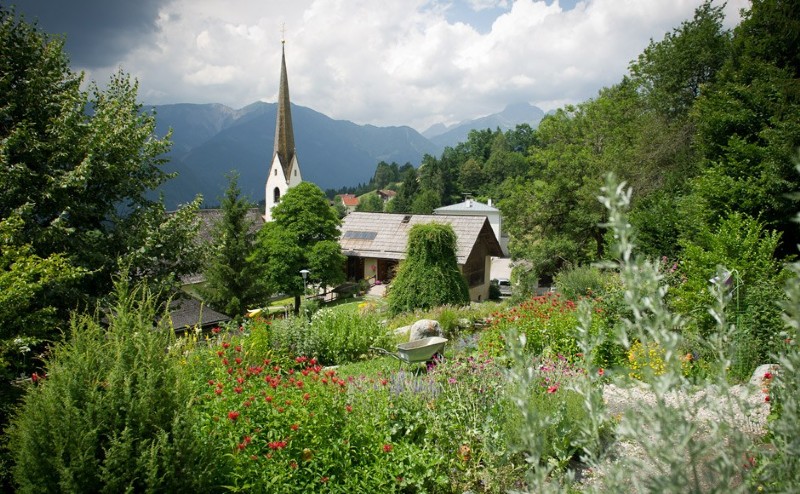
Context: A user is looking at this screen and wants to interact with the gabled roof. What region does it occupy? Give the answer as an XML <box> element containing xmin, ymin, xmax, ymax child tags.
<box><xmin>340</xmin><ymin>194</ymin><xmax>359</xmax><ymax>207</ymax></box>
<box><xmin>167</xmin><ymin>297</ymin><xmax>231</xmax><ymax>332</ymax></box>
<box><xmin>435</xmin><ymin>198</ymin><xmax>498</xmax><ymax>213</ymax></box>
<box><xmin>339</xmin><ymin>212</ymin><xmax>503</xmax><ymax>264</ymax></box>
<box><xmin>377</xmin><ymin>189</ymin><xmax>397</xmax><ymax>199</ymax></box>
<box><xmin>273</xmin><ymin>43</ymin><xmax>297</xmax><ymax>180</ymax></box>
<box><xmin>182</xmin><ymin>208</ymin><xmax>265</xmax><ymax>284</ymax></box>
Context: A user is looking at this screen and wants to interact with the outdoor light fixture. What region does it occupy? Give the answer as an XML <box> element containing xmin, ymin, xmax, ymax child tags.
<box><xmin>300</xmin><ymin>269</ymin><xmax>310</xmax><ymax>296</ymax></box>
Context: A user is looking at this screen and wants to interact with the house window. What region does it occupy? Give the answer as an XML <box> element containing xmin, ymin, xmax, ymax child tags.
<box><xmin>294</xmin><ymin>169</ymin><xmax>297</xmax><ymax>176</ymax></box>
<box><xmin>273</xmin><ymin>187</ymin><xmax>281</xmax><ymax>203</ymax></box>
<box><xmin>274</xmin><ymin>169</ymin><xmax>277</xmax><ymax>176</ymax></box>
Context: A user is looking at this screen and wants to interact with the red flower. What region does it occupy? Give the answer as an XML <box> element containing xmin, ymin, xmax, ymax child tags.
<box><xmin>598</xmin><ymin>368</ymin><xmax>605</xmax><ymax>377</ymax></box>
<box><xmin>228</xmin><ymin>410</ymin><xmax>240</xmax><ymax>421</ymax></box>
<box><xmin>212</xmin><ymin>327</ymin><xmax>221</xmax><ymax>334</ymax></box>
<box><xmin>383</xmin><ymin>444</ymin><xmax>393</xmax><ymax>453</ymax></box>
<box><xmin>290</xmin><ymin>423</ymin><xmax>299</xmax><ymax>431</ymax></box>
<box><xmin>235</xmin><ymin>357</ymin><xmax>242</xmax><ymax>365</ymax></box>
<box><xmin>320</xmin><ymin>476</ymin><xmax>329</xmax><ymax>483</ymax></box>
<box><xmin>234</xmin><ymin>386</ymin><xmax>243</xmax><ymax>394</ymax></box>
<box><xmin>222</xmin><ymin>342</ymin><xmax>231</xmax><ymax>349</ymax></box>
<box><xmin>763</xmin><ymin>372</ymin><xmax>773</xmax><ymax>380</ymax></box>
<box><xmin>345</xmin><ymin>404</ymin><xmax>353</xmax><ymax>413</ymax></box>
<box><xmin>547</xmin><ymin>385</ymin><xmax>559</xmax><ymax>394</ymax></box>
<box><xmin>765</xmin><ymin>395</ymin><xmax>771</xmax><ymax>403</ymax></box>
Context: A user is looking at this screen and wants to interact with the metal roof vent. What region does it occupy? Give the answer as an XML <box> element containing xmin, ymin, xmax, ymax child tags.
<box><xmin>402</xmin><ymin>215</ymin><xmax>411</xmax><ymax>223</ymax></box>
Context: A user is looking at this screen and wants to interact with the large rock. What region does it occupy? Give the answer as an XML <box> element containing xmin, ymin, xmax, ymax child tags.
<box><xmin>409</xmin><ymin>319</ymin><xmax>443</xmax><ymax>341</ymax></box>
<box><xmin>393</xmin><ymin>325</ymin><xmax>411</xmax><ymax>339</ymax></box>
<box><xmin>749</xmin><ymin>364</ymin><xmax>779</xmax><ymax>387</ymax></box>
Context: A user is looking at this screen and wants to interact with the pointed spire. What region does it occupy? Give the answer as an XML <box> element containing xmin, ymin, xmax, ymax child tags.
<box><xmin>273</xmin><ymin>42</ymin><xmax>296</xmax><ymax>179</ymax></box>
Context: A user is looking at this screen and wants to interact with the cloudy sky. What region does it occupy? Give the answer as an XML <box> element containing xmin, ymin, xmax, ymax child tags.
<box><xmin>14</xmin><ymin>0</ymin><xmax>748</xmax><ymax>131</ymax></box>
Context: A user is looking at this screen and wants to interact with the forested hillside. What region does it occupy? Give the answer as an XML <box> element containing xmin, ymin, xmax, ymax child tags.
<box><xmin>383</xmin><ymin>0</ymin><xmax>799</xmax><ymax>289</ymax></box>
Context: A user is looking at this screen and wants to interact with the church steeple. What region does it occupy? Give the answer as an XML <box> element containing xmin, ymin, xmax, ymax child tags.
<box><xmin>273</xmin><ymin>41</ymin><xmax>296</xmax><ymax>179</ymax></box>
<box><xmin>265</xmin><ymin>38</ymin><xmax>302</xmax><ymax>222</ymax></box>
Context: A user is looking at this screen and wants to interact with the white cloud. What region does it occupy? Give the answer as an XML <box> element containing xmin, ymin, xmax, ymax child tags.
<box><xmin>78</xmin><ymin>0</ymin><xmax>749</xmax><ymax>131</ymax></box>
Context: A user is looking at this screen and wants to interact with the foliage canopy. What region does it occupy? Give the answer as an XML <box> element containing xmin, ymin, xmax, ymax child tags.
<box><xmin>388</xmin><ymin>223</ymin><xmax>469</xmax><ymax>314</ymax></box>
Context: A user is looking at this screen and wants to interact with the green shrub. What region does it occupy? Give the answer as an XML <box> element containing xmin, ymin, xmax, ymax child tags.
<box><xmin>265</xmin><ymin>306</ymin><xmax>393</xmax><ymax>366</ymax></box>
<box><xmin>7</xmin><ymin>280</ymin><xmax>222</xmax><ymax>493</ymax></box>
<box><xmin>306</xmin><ymin>307</ymin><xmax>393</xmax><ymax>365</ymax></box>
<box><xmin>554</xmin><ymin>264</ymin><xmax>608</xmax><ymax>299</ymax></box>
<box><xmin>388</xmin><ymin>223</ymin><xmax>469</xmax><ymax>314</ymax></box>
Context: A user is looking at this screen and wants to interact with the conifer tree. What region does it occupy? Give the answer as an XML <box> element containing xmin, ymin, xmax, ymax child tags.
<box><xmin>201</xmin><ymin>173</ymin><xmax>264</xmax><ymax>319</ymax></box>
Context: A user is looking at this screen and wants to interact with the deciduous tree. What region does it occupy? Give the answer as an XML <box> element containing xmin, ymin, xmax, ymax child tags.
<box><xmin>252</xmin><ymin>182</ymin><xmax>344</xmax><ymax>313</ymax></box>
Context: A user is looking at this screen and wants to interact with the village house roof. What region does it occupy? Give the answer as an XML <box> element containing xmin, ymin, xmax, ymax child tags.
<box><xmin>339</xmin><ymin>194</ymin><xmax>360</xmax><ymax>207</ymax></box>
<box><xmin>180</xmin><ymin>208</ymin><xmax>265</xmax><ymax>285</ymax></box>
<box><xmin>339</xmin><ymin>212</ymin><xmax>503</xmax><ymax>264</ymax></box>
<box><xmin>166</xmin><ymin>296</ymin><xmax>231</xmax><ymax>333</ymax></box>
<box><xmin>377</xmin><ymin>189</ymin><xmax>397</xmax><ymax>200</ymax></box>
<box><xmin>435</xmin><ymin>198</ymin><xmax>498</xmax><ymax>213</ymax></box>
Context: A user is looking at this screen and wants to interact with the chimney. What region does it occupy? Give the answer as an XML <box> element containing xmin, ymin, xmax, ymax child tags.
<box><xmin>487</xmin><ymin>198</ymin><xmax>492</xmax><ymax>207</ymax></box>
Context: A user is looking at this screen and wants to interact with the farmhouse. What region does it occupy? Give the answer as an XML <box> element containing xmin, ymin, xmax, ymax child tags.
<box><xmin>339</xmin><ymin>212</ymin><xmax>503</xmax><ymax>302</ymax></box>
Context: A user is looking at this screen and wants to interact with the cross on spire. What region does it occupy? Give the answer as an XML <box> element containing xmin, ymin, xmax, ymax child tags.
<box><xmin>281</xmin><ymin>22</ymin><xmax>286</xmax><ymax>45</ymax></box>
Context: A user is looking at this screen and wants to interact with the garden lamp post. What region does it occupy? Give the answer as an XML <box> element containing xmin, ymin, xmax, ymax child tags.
<box><xmin>300</xmin><ymin>269</ymin><xmax>310</xmax><ymax>297</ymax></box>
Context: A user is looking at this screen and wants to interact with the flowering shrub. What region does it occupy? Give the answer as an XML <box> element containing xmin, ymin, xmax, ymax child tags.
<box><xmin>479</xmin><ymin>293</ymin><xmax>605</xmax><ymax>361</ymax></box>
<box><xmin>627</xmin><ymin>340</ymin><xmax>666</xmax><ymax>380</ymax></box>
<box><xmin>496</xmin><ymin>354</ymin><xmax>595</xmax><ymax>470</ymax></box>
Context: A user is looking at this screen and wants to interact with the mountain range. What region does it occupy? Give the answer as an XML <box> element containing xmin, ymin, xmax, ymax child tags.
<box><xmin>151</xmin><ymin>101</ymin><xmax>545</xmax><ymax>209</ymax></box>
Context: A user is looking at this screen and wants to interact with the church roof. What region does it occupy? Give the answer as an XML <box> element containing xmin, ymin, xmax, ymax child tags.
<box><xmin>273</xmin><ymin>43</ymin><xmax>296</xmax><ymax>180</ymax></box>
<box><xmin>339</xmin><ymin>212</ymin><xmax>503</xmax><ymax>264</ymax></box>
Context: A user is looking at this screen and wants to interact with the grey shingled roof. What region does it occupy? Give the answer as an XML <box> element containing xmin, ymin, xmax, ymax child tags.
<box><xmin>339</xmin><ymin>212</ymin><xmax>502</xmax><ymax>264</ymax></box>
<box><xmin>167</xmin><ymin>297</ymin><xmax>231</xmax><ymax>332</ymax></box>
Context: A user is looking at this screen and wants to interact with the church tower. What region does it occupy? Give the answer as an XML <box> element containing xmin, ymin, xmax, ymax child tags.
<box><xmin>265</xmin><ymin>40</ymin><xmax>302</xmax><ymax>221</ymax></box>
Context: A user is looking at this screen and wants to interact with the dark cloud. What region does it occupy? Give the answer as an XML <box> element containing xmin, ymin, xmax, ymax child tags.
<box><xmin>12</xmin><ymin>0</ymin><xmax>175</xmax><ymax>68</ymax></box>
